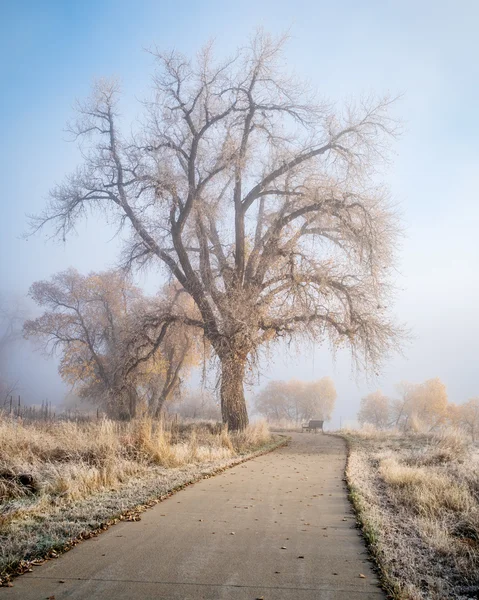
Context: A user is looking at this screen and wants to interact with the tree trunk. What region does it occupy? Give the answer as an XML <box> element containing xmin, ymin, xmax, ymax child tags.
<box><xmin>129</xmin><ymin>388</ymin><xmax>137</xmax><ymax>419</ymax></box>
<box><xmin>154</xmin><ymin>358</ymin><xmax>183</xmax><ymax>418</ymax></box>
<box><xmin>154</xmin><ymin>389</ymin><xmax>170</xmax><ymax>419</ymax></box>
<box><xmin>220</xmin><ymin>354</ymin><xmax>249</xmax><ymax>431</ymax></box>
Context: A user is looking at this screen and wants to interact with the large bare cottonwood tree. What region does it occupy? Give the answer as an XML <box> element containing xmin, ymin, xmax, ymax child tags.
<box><xmin>32</xmin><ymin>33</ymin><xmax>401</xmax><ymax>430</ymax></box>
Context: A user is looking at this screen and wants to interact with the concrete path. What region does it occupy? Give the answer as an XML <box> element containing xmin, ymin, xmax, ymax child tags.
<box><xmin>1</xmin><ymin>433</ymin><xmax>383</xmax><ymax>599</ymax></box>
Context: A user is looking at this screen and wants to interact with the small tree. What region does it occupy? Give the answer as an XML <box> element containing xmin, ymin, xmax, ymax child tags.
<box><xmin>405</xmin><ymin>378</ymin><xmax>447</xmax><ymax>431</ymax></box>
<box><xmin>358</xmin><ymin>390</ymin><xmax>390</xmax><ymax>429</ymax></box>
<box><xmin>391</xmin><ymin>380</ymin><xmax>414</xmax><ymax>430</ymax></box>
<box><xmin>31</xmin><ymin>32</ymin><xmax>402</xmax><ymax>430</ymax></box>
<box><xmin>456</xmin><ymin>398</ymin><xmax>479</xmax><ymax>442</ymax></box>
<box><xmin>255</xmin><ymin>379</ymin><xmax>304</xmax><ymax>423</ymax></box>
<box><xmin>390</xmin><ymin>378</ymin><xmax>448</xmax><ymax>432</ymax></box>
<box><xmin>299</xmin><ymin>377</ymin><xmax>337</xmax><ymax>421</ymax></box>
<box><xmin>255</xmin><ymin>377</ymin><xmax>336</xmax><ymax>424</ymax></box>
<box><xmin>169</xmin><ymin>389</ymin><xmax>221</xmax><ymax>421</ymax></box>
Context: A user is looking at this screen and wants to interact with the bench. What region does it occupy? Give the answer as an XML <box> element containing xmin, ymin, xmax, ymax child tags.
<box><xmin>301</xmin><ymin>419</ymin><xmax>324</xmax><ymax>433</ymax></box>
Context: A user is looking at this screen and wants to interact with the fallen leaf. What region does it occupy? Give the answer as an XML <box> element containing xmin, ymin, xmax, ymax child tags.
<box><xmin>359</xmin><ymin>573</ymin><xmax>366</xmax><ymax>579</ymax></box>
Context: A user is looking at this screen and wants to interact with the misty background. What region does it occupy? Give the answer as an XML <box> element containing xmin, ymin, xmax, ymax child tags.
<box><xmin>1</xmin><ymin>0</ymin><xmax>478</xmax><ymax>427</ymax></box>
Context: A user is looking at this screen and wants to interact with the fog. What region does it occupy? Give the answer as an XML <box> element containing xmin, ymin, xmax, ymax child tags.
<box><xmin>1</xmin><ymin>0</ymin><xmax>478</xmax><ymax>428</ymax></box>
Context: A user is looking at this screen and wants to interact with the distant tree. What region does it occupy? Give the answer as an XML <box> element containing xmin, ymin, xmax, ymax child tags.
<box><xmin>299</xmin><ymin>377</ymin><xmax>337</xmax><ymax>421</ymax></box>
<box><xmin>24</xmin><ymin>269</ymin><xmax>199</xmax><ymax>418</ymax></box>
<box><xmin>0</xmin><ymin>378</ymin><xmax>18</xmax><ymax>408</ymax></box>
<box><xmin>0</xmin><ymin>293</ymin><xmax>27</xmax><ymax>406</ymax></box>
<box><xmin>255</xmin><ymin>377</ymin><xmax>336</xmax><ymax>423</ymax></box>
<box><xmin>455</xmin><ymin>398</ymin><xmax>479</xmax><ymax>442</ymax></box>
<box><xmin>391</xmin><ymin>378</ymin><xmax>448</xmax><ymax>432</ymax></box>
<box><xmin>358</xmin><ymin>390</ymin><xmax>391</xmax><ymax>429</ymax></box>
<box><xmin>407</xmin><ymin>378</ymin><xmax>448</xmax><ymax>431</ymax></box>
<box><xmin>169</xmin><ymin>389</ymin><xmax>221</xmax><ymax>421</ymax></box>
<box><xmin>255</xmin><ymin>380</ymin><xmax>304</xmax><ymax>423</ymax></box>
<box><xmin>415</xmin><ymin>378</ymin><xmax>448</xmax><ymax>430</ymax></box>
<box><xmin>391</xmin><ymin>380</ymin><xmax>414</xmax><ymax>430</ymax></box>
<box><xmin>30</xmin><ymin>32</ymin><xmax>402</xmax><ymax>430</ymax></box>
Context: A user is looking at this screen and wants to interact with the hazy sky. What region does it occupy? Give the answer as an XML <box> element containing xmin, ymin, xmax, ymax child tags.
<box><xmin>1</xmin><ymin>1</ymin><xmax>478</xmax><ymax>425</ymax></box>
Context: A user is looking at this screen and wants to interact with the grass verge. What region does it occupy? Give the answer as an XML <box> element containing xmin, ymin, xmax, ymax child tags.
<box><xmin>342</xmin><ymin>430</ymin><xmax>479</xmax><ymax>600</ymax></box>
<box><xmin>0</xmin><ymin>417</ymin><xmax>286</xmax><ymax>585</ymax></box>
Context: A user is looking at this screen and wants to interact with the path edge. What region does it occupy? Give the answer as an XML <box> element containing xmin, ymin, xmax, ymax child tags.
<box><xmin>1</xmin><ymin>435</ymin><xmax>289</xmax><ymax>586</ymax></box>
<box><xmin>339</xmin><ymin>432</ymin><xmax>399</xmax><ymax>600</ymax></box>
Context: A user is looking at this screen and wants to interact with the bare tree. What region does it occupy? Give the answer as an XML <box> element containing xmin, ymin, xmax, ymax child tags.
<box><xmin>255</xmin><ymin>379</ymin><xmax>304</xmax><ymax>423</ymax></box>
<box><xmin>0</xmin><ymin>378</ymin><xmax>19</xmax><ymax>409</ymax></box>
<box><xmin>255</xmin><ymin>377</ymin><xmax>336</xmax><ymax>424</ymax></box>
<box><xmin>299</xmin><ymin>377</ymin><xmax>337</xmax><ymax>421</ymax></box>
<box><xmin>449</xmin><ymin>398</ymin><xmax>479</xmax><ymax>442</ymax></box>
<box><xmin>169</xmin><ymin>389</ymin><xmax>221</xmax><ymax>421</ymax></box>
<box><xmin>0</xmin><ymin>295</ymin><xmax>26</xmax><ymax>353</ymax></box>
<box><xmin>31</xmin><ymin>32</ymin><xmax>402</xmax><ymax>430</ymax></box>
<box><xmin>391</xmin><ymin>380</ymin><xmax>414</xmax><ymax>430</ymax></box>
<box><xmin>394</xmin><ymin>378</ymin><xmax>448</xmax><ymax>432</ymax></box>
<box><xmin>358</xmin><ymin>390</ymin><xmax>391</xmax><ymax>429</ymax></box>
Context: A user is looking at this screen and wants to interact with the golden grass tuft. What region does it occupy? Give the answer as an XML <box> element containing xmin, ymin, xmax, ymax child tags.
<box><xmin>379</xmin><ymin>457</ymin><xmax>476</xmax><ymax>516</ymax></box>
<box><xmin>0</xmin><ymin>415</ymin><xmax>272</xmax><ymax>509</ymax></box>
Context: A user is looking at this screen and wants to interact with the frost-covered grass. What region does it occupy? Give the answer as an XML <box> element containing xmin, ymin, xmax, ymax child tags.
<box><xmin>0</xmin><ymin>416</ymin><xmax>277</xmax><ymax>583</ymax></box>
<box><xmin>344</xmin><ymin>429</ymin><xmax>479</xmax><ymax>599</ymax></box>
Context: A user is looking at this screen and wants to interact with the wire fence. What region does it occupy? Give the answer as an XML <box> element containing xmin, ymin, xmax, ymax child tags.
<box><xmin>1</xmin><ymin>395</ymin><xmax>102</xmax><ymax>422</ymax></box>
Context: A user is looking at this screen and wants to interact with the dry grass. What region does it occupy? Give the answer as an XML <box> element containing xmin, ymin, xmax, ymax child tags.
<box><xmin>0</xmin><ymin>415</ymin><xmax>274</xmax><ymax>583</ymax></box>
<box><xmin>344</xmin><ymin>428</ymin><xmax>479</xmax><ymax>599</ymax></box>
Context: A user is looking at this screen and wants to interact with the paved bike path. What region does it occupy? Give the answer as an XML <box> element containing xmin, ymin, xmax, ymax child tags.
<box><xmin>2</xmin><ymin>433</ymin><xmax>383</xmax><ymax>599</ymax></box>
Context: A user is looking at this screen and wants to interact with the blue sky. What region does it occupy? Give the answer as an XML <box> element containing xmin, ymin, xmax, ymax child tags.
<box><xmin>1</xmin><ymin>1</ymin><xmax>478</xmax><ymax>423</ymax></box>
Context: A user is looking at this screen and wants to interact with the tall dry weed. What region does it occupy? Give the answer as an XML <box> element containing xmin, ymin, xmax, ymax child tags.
<box><xmin>0</xmin><ymin>416</ymin><xmax>271</xmax><ymax>509</ymax></box>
